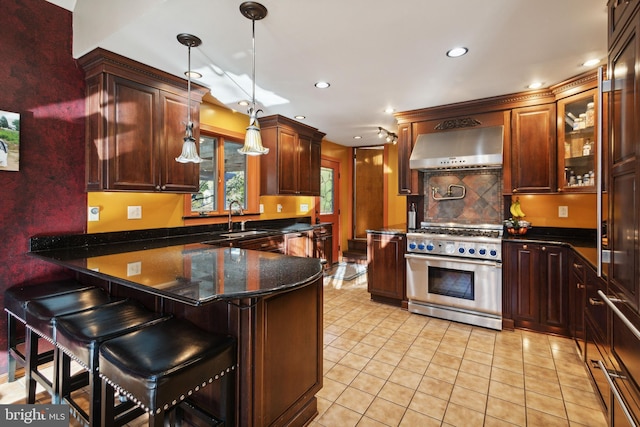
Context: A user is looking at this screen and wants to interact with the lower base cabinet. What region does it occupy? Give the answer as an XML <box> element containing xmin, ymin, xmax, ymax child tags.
<box><xmin>367</xmin><ymin>232</ymin><xmax>406</xmax><ymax>307</ymax></box>
<box><xmin>503</xmin><ymin>241</ymin><xmax>569</xmax><ymax>336</ymax></box>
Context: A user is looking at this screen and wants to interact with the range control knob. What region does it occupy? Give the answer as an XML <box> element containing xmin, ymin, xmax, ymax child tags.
<box><xmin>479</xmin><ymin>248</ymin><xmax>487</xmax><ymax>256</ymax></box>
<box><xmin>417</xmin><ymin>242</ymin><xmax>426</xmax><ymax>250</ymax></box>
<box><xmin>445</xmin><ymin>243</ymin><xmax>455</xmax><ymax>254</ymax></box>
<box><xmin>409</xmin><ymin>242</ymin><xmax>417</xmax><ymax>250</ymax></box>
<box><xmin>468</xmin><ymin>248</ymin><xmax>476</xmax><ymax>255</ymax></box>
<box><xmin>458</xmin><ymin>247</ymin><xmax>465</xmax><ymax>254</ymax></box>
<box><xmin>426</xmin><ymin>242</ymin><xmax>435</xmax><ymax>251</ymax></box>
<box><xmin>490</xmin><ymin>249</ymin><xmax>498</xmax><ymax>257</ymax></box>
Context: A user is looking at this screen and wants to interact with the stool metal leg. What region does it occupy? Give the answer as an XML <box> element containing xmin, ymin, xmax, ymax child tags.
<box><xmin>7</xmin><ymin>313</ymin><xmax>18</xmax><ymax>382</ymax></box>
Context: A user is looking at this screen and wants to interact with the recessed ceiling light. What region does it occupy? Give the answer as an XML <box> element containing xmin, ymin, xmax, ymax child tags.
<box><xmin>446</xmin><ymin>47</ymin><xmax>468</xmax><ymax>58</ymax></box>
<box><xmin>384</xmin><ymin>107</ymin><xmax>395</xmax><ymax>114</ymax></box>
<box><xmin>184</xmin><ymin>71</ymin><xmax>203</xmax><ymax>79</ymax></box>
<box><xmin>353</xmin><ymin>135</ymin><xmax>362</xmax><ymax>140</ymax></box>
<box><xmin>583</xmin><ymin>58</ymin><xmax>600</xmax><ymax>67</ymax></box>
<box><xmin>294</xmin><ymin>115</ymin><xmax>306</xmax><ymax>120</ymax></box>
<box><xmin>315</xmin><ymin>81</ymin><xmax>330</xmax><ymax>89</ymax></box>
<box><xmin>528</xmin><ymin>82</ymin><xmax>544</xmax><ymax>89</ymax></box>
<box><xmin>238</xmin><ymin>100</ymin><xmax>250</xmax><ymax>106</ymax></box>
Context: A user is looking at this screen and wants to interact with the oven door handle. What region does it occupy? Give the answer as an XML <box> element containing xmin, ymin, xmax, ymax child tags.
<box><xmin>405</xmin><ymin>253</ymin><xmax>502</xmax><ymax>268</ymax></box>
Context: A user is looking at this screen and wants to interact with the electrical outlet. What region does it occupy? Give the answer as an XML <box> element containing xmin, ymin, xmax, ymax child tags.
<box><xmin>259</xmin><ymin>204</ymin><xmax>264</xmax><ymax>213</ymax></box>
<box><xmin>277</xmin><ymin>204</ymin><xmax>283</xmax><ymax>213</ymax></box>
<box><xmin>88</xmin><ymin>206</ymin><xmax>100</xmax><ymax>221</ymax></box>
<box><xmin>558</xmin><ymin>206</ymin><xmax>569</xmax><ymax>218</ymax></box>
<box><xmin>127</xmin><ymin>261</ymin><xmax>141</xmax><ymax>276</ymax></box>
<box><xmin>127</xmin><ymin>206</ymin><xmax>142</xmax><ymax>219</ymax></box>
<box><xmin>300</xmin><ymin>203</ymin><xmax>309</xmax><ymax>212</ymax></box>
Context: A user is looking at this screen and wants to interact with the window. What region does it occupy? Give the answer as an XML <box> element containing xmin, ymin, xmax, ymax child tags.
<box><xmin>188</xmin><ymin>128</ymin><xmax>259</xmax><ymax>216</ymax></box>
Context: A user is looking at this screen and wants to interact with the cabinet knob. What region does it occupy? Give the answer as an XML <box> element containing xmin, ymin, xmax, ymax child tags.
<box><xmin>161</xmin><ymin>185</ymin><xmax>166</xmax><ymax>190</ymax></box>
<box><xmin>155</xmin><ymin>185</ymin><xmax>161</xmax><ymax>190</ymax></box>
<box><xmin>512</xmin><ymin>189</ymin><xmax>517</xmax><ymax>193</ymax></box>
<box><xmin>557</xmin><ymin>188</ymin><xmax>561</xmax><ymax>192</ymax></box>
<box><xmin>589</xmin><ymin>297</ymin><xmax>604</xmax><ymax>306</ymax></box>
<box><xmin>577</xmin><ymin>283</ymin><xmax>585</xmax><ymax>289</ymax></box>
<box><xmin>522</xmin><ymin>244</ymin><xmax>528</xmax><ymax>249</ymax></box>
<box><xmin>542</xmin><ymin>246</ymin><xmax>546</xmax><ymax>251</ymax></box>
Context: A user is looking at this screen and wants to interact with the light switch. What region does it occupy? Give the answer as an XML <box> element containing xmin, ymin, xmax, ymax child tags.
<box><xmin>277</xmin><ymin>204</ymin><xmax>283</xmax><ymax>213</ymax></box>
<box><xmin>127</xmin><ymin>261</ymin><xmax>141</xmax><ymax>276</ymax></box>
<box><xmin>300</xmin><ymin>203</ymin><xmax>309</xmax><ymax>212</ymax></box>
<box><xmin>127</xmin><ymin>206</ymin><xmax>142</xmax><ymax>219</ymax></box>
<box><xmin>558</xmin><ymin>206</ymin><xmax>568</xmax><ymax>218</ymax></box>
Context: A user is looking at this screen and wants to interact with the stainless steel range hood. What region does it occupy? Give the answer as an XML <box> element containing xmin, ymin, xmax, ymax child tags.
<box><xmin>409</xmin><ymin>126</ymin><xmax>504</xmax><ymax>171</ymax></box>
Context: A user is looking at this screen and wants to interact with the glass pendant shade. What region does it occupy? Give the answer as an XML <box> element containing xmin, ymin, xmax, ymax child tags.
<box><xmin>176</xmin><ymin>122</ymin><xmax>203</xmax><ymax>163</ymax></box>
<box><xmin>238</xmin><ymin>107</ymin><xmax>269</xmax><ymax>155</ymax></box>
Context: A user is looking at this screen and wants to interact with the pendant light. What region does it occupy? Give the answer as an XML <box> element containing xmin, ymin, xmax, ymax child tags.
<box><xmin>175</xmin><ymin>33</ymin><xmax>203</xmax><ymax>163</ymax></box>
<box><xmin>238</xmin><ymin>1</ymin><xmax>269</xmax><ymax>156</ymax></box>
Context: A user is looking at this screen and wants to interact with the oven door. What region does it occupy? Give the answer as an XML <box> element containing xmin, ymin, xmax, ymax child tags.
<box><xmin>405</xmin><ymin>253</ymin><xmax>502</xmax><ymax>316</ymax></box>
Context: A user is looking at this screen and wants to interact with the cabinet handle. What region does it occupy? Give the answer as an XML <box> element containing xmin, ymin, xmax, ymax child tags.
<box><xmin>155</xmin><ymin>185</ymin><xmax>161</xmax><ymax>190</ymax></box>
<box><xmin>573</xmin><ymin>263</ymin><xmax>583</xmax><ymax>269</ymax></box>
<box><xmin>161</xmin><ymin>185</ymin><xmax>166</xmax><ymax>190</ymax></box>
<box><xmin>577</xmin><ymin>283</ymin><xmax>585</xmax><ymax>289</ymax></box>
<box><xmin>512</xmin><ymin>189</ymin><xmax>517</xmax><ymax>193</ymax></box>
<box><xmin>261</xmin><ymin>243</ymin><xmax>268</xmax><ymax>248</ymax></box>
<box><xmin>589</xmin><ymin>297</ymin><xmax>604</xmax><ymax>306</ymax></box>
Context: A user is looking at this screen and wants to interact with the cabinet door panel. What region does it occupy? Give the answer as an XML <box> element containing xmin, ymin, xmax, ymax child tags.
<box><xmin>297</xmin><ymin>135</ymin><xmax>312</xmax><ymax>194</ymax></box>
<box><xmin>277</xmin><ymin>129</ymin><xmax>298</xmax><ymax>194</ymax></box>
<box><xmin>108</xmin><ymin>76</ymin><xmax>158</xmax><ymax>191</ymax></box>
<box><xmin>541</xmin><ymin>246</ymin><xmax>568</xmax><ymax>333</ymax></box>
<box><xmin>367</xmin><ymin>234</ymin><xmax>405</xmax><ymax>302</ymax></box>
<box><xmin>511</xmin><ymin>104</ymin><xmax>556</xmax><ymax>193</ymax></box>
<box><xmin>512</xmin><ymin>244</ymin><xmax>538</xmax><ymax>323</ymax></box>
<box><xmin>160</xmin><ymin>93</ymin><xmax>199</xmax><ymax>192</ymax></box>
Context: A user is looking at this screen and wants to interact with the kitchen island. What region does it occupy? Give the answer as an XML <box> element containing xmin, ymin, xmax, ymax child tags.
<box><xmin>28</xmin><ymin>227</ymin><xmax>324</xmax><ymax>427</ymax></box>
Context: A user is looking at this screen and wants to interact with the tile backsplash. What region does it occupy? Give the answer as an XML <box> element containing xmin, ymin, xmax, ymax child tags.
<box><xmin>422</xmin><ymin>170</ymin><xmax>503</xmax><ymax>224</ymax></box>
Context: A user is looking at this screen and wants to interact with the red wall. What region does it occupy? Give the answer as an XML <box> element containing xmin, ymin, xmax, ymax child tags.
<box><xmin>0</xmin><ymin>0</ymin><xmax>86</xmax><ymax>373</ymax></box>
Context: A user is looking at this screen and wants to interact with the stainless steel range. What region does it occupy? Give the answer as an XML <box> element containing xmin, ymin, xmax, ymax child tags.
<box><xmin>406</xmin><ymin>222</ymin><xmax>503</xmax><ymax>330</ymax></box>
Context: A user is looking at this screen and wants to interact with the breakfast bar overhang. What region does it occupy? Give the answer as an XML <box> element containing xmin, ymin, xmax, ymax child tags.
<box><xmin>28</xmin><ymin>232</ymin><xmax>325</xmax><ymax>427</ymax></box>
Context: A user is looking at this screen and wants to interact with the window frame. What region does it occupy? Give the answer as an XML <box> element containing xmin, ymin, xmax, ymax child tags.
<box><xmin>183</xmin><ymin>123</ymin><xmax>261</xmax><ymax>219</ymax></box>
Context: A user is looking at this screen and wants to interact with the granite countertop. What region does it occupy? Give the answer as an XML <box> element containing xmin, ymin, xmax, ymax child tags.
<box><xmin>29</xmin><ymin>219</ymin><xmax>324</xmax><ymax>306</ymax></box>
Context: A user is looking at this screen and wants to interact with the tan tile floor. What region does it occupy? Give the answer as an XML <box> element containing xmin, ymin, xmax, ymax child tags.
<box><xmin>314</xmin><ymin>273</ymin><xmax>608</xmax><ymax>427</ymax></box>
<box><xmin>0</xmin><ymin>272</ymin><xmax>608</xmax><ymax>427</ymax></box>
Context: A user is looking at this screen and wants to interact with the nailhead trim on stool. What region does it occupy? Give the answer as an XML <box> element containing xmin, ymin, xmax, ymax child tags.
<box><xmin>54</xmin><ymin>299</ymin><xmax>168</xmax><ymax>427</ymax></box>
<box><xmin>98</xmin><ymin>317</ymin><xmax>236</xmax><ymax>427</ymax></box>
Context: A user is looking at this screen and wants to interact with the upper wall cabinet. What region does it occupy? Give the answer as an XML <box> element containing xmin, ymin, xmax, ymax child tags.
<box><xmin>79</xmin><ymin>48</ymin><xmax>207</xmax><ymax>193</ymax></box>
<box><xmin>259</xmin><ymin>115</ymin><xmax>325</xmax><ymax>196</ymax></box>
<box><xmin>395</xmin><ymin>123</ymin><xmax>422</xmax><ymax>195</ymax></box>
<box><xmin>510</xmin><ymin>103</ymin><xmax>557</xmax><ymax>194</ymax></box>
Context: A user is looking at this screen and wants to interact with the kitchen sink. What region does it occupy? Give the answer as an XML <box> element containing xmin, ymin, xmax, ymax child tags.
<box><xmin>218</xmin><ymin>230</ymin><xmax>269</xmax><ymax>239</ymax></box>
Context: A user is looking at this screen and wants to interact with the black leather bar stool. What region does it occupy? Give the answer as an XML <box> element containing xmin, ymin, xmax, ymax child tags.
<box><xmin>4</xmin><ymin>279</ymin><xmax>94</xmax><ymax>383</ymax></box>
<box><xmin>54</xmin><ymin>299</ymin><xmax>168</xmax><ymax>427</ymax></box>
<box><xmin>23</xmin><ymin>287</ymin><xmax>115</xmax><ymax>404</ymax></box>
<box><xmin>98</xmin><ymin>317</ymin><xmax>237</xmax><ymax>427</ymax></box>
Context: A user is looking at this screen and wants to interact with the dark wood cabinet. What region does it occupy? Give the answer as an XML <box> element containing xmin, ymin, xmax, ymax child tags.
<box><xmin>509</xmin><ymin>104</ymin><xmax>557</xmax><ymax>193</ymax></box>
<box><xmin>313</xmin><ymin>224</ymin><xmax>333</xmax><ymax>269</ymax></box>
<box><xmin>284</xmin><ymin>231</ymin><xmax>312</xmax><ymax>258</ymax></box>
<box><xmin>396</xmin><ymin>123</ymin><xmax>422</xmax><ymax>195</ymax></box>
<box><xmin>503</xmin><ymin>241</ymin><xmax>569</xmax><ymax>336</ymax></box>
<box><xmin>79</xmin><ymin>48</ymin><xmax>206</xmax><ymax>193</ymax></box>
<box><xmin>608</xmin><ymin>8</ymin><xmax>640</xmax><ymax>311</ymax></box>
<box><xmin>237</xmin><ymin>235</ymin><xmax>284</xmax><ymax>253</ymax></box>
<box><xmin>367</xmin><ymin>232</ymin><xmax>406</xmax><ymax>307</ymax></box>
<box><xmin>259</xmin><ymin>115</ymin><xmax>325</xmax><ymax>196</ymax></box>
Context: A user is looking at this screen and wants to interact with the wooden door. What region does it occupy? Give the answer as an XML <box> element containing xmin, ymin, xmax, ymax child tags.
<box><xmin>318</xmin><ymin>156</ymin><xmax>340</xmax><ymax>265</ymax></box>
<box><xmin>510</xmin><ymin>104</ymin><xmax>557</xmax><ymax>193</ymax></box>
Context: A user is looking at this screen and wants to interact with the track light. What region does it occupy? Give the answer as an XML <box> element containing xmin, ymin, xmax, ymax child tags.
<box><xmin>377</xmin><ymin>127</ymin><xmax>397</xmax><ymax>144</ymax></box>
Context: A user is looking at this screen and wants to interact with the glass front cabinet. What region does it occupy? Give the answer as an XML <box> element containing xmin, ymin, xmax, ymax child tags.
<box><xmin>557</xmin><ymin>88</ymin><xmax>597</xmax><ymax>192</ymax></box>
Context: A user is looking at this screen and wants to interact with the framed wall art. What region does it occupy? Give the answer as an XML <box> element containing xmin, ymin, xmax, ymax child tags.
<box><xmin>0</xmin><ymin>109</ymin><xmax>20</xmax><ymax>171</ymax></box>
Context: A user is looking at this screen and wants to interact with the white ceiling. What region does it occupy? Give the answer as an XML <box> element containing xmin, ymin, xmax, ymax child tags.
<box><xmin>48</xmin><ymin>0</ymin><xmax>608</xmax><ymax>147</ymax></box>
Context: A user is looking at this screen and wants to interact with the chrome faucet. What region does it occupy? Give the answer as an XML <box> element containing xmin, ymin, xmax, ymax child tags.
<box><xmin>228</xmin><ymin>201</ymin><xmax>244</xmax><ymax>232</ymax></box>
